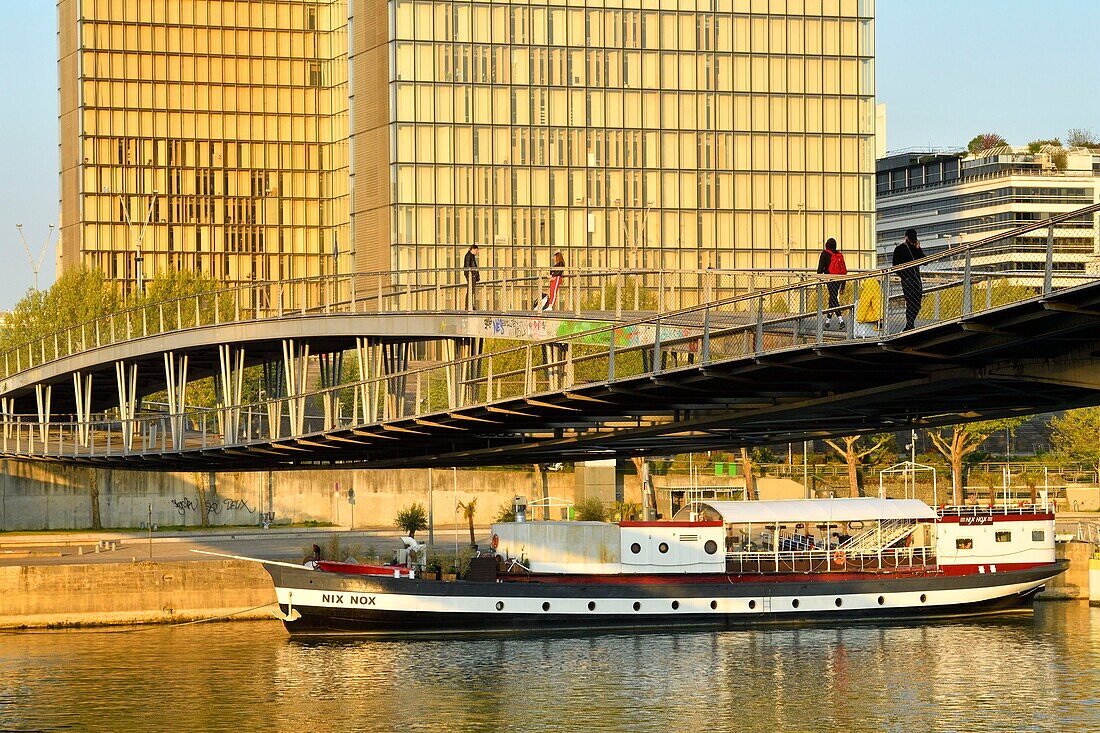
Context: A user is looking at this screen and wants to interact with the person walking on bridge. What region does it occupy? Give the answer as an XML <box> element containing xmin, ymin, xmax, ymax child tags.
<box><xmin>892</xmin><ymin>229</ymin><xmax>925</xmax><ymax>331</ymax></box>
<box><xmin>545</xmin><ymin>251</ymin><xmax>566</xmax><ymax>310</ymax></box>
<box><xmin>463</xmin><ymin>244</ymin><xmax>480</xmax><ymax>310</ymax></box>
<box><xmin>816</xmin><ymin>238</ymin><xmax>847</xmax><ymax>329</ymax></box>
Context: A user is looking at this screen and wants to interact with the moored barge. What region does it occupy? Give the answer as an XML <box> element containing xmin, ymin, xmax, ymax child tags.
<box><xmin>261</xmin><ymin>497</ymin><xmax>1066</xmax><ymax>636</ymax></box>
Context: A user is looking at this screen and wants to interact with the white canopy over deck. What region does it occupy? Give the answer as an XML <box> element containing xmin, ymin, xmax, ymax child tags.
<box><xmin>677</xmin><ymin>497</ymin><xmax>937</xmax><ymax>525</ymax></box>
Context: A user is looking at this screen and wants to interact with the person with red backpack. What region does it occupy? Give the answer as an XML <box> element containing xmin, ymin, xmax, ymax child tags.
<box><xmin>816</xmin><ymin>238</ymin><xmax>847</xmax><ymax>329</ymax></box>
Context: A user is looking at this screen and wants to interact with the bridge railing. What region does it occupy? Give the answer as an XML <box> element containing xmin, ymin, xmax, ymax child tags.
<box><xmin>5</xmin><ymin>202</ymin><xmax>1098</xmax><ymax>460</ymax></box>
<box><xmin>0</xmin><ymin>264</ymin><xmax>844</xmax><ymax>381</ymax></box>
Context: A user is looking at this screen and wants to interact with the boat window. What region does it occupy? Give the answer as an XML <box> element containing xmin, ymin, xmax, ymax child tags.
<box><xmin>792</xmin><ymin>599</ymin><xmax>800</xmax><ymax>609</ymax></box>
<box><xmin>671</xmin><ymin>600</ymin><xmax>680</xmax><ymax>610</ymax></box>
<box><xmin>995</xmin><ymin>531</ymin><xmax>1012</xmax><ymax>543</ymax></box>
<box><xmin>588</xmin><ymin>601</ymin><xmax>596</xmax><ymax>611</ymax></box>
<box><xmin>834</xmin><ymin>598</ymin><xmax>842</xmax><ymax>607</ymax></box>
<box><xmin>748</xmin><ymin>600</ymin><xmax>756</xmax><ymax>609</ymax></box>
<box><xmin>542</xmin><ymin>602</ymin><xmax>551</xmax><ymax>612</ymax></box>
<box><xmin>1032</xmin><ymin>530</ymin><xmax>1045</xmax><ymax>542</ymax></box>
<box><xmin>920</xmin><ymin>594</ymin><xmax>927</xmax><ymax>603</ymax></box>
<box><xmin>630</xmin><ymin>542</ymin><xmax>641</xmax><ymax>554</ymax></box>
<box><xmin>495</xmin><ymin>601</ymin><xmax>504</xmax><ymax>611</ymax></box>
<box><xmin>632</xmin><ymin>601</ymin><xmax>641</xmax><ymax>611</ymax></box>
<box><xmin>710</xmin><ymin>600</ymin><xmax>718</xmax><ymax>610</ymax></box>
<box><xmin>877</xmin><ymin>596</ymin><xmax>885</xmax><ymax>605</ymax></box>
<box><xmin>704</xmin><ymin>540</ymin><xmax>718</xmax><ymax>555</ymax></box>
<box><xmin>956</xmin><ymin>538</ymin><xmax>973</xmax><ymax>550</ymax></box>
<box><xmin>658</xmin><ymin>542</ymin><xmax>669</xmax><ymax>554</ymax></box>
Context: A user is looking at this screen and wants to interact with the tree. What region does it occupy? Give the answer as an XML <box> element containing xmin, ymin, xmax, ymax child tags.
<box><xmin>1067</xmin><ymin>128</ymin><xmax>1100</xmax><ymax>149</ymax></box>
<box><xmin>1050</xmin><ymin>407</ymin><xmax>1100</xmax><ymax>473</ymax></box>
<box><xmin>738</xmin><ymin>447</ymin><xmax>758</xmax><ymax>501</ymax></box>
<box><xmin>0</xmin><ymin>267</ymin><xmax>121</xmax><ymax>353</ymax></box>
<box><xmin>395</xmin><ymin>502</ymin><xmax>428</xmax><ymax>537</ymax></box>
<box><xmin>967</xmin><ymin>133</ymin><xmax>1008</xmax><ymax>155</ymax></box>
<box><xmin>457</xmin><ymin>497</ymin><xmax>477</xmax><ymax>546</ymax></box>
<box><xmin>1027</xmin><ymin>138</ymin><xmax>1062</xmax><ymax>153</ymax></box>
<box><xmin>929</xmin><ymin>419</ymin><xmax>1025</xmax><ymax>502</ymax></box>
<box><xmin>824</xmin><ymin>435</ymin><xmax>890</xmax><ymax>497</ymax></box>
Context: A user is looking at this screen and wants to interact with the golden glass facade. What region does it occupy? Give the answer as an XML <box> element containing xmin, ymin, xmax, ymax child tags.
<box><xmin>353</xmin><ymin>0</ymin><xmax>876</xmax><ymax>280</ymax></box>
<box><xmin>58</xmin><ymin>0</ymin><xmax>350</xmax><ymax>293</ymax></box>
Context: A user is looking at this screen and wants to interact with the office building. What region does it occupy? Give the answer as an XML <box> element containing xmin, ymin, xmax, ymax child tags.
<box><xmin>350</xmin><ymin>0</ymin><xmax>879</xmax><ymax>281</ymax></box>
<box><xmin>57</xmin><ymin>0</ymin><xmax>350</xmax><ymax>294</ymax></box>
<box><xmin>876</xmin><ymin>147</ymin><xmax>1100</xmax><ymax>273</ymax></box>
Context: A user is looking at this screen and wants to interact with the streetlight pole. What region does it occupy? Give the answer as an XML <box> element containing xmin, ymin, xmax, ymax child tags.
<box><xmin>15</xmin><ymin>223</ymin><xmax>55</xmax><ymax>291</ymax></box>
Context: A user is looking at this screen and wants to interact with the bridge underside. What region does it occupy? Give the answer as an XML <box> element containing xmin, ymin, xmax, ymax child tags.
<box><xmin>17</xmin><ymin>281</ymin><xmax>1100</xmax><ymax>471</ymax></box>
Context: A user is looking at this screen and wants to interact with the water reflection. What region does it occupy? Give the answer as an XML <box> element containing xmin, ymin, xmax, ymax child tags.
<box><xmin>1</xmin><ymin>604</ymin><xmax>1098</xmax><ymax>732</ymax></box>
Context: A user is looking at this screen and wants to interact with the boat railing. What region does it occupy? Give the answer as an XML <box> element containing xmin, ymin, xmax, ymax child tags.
<box><xmin>938</xmin><ymin>502</ymin><xmax>1054</xmax><ymax>517</ymax></box>
<box><xmin>724</xmin><ymin>545</ymin><xmax>935</xmax><ymax>575</ymax></box>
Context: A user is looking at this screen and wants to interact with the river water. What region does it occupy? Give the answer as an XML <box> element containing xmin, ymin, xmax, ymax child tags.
<box><xmin>2</xmin><ymin>603</ymin><xmax>1099</xmax><ymax>733</ymax></box>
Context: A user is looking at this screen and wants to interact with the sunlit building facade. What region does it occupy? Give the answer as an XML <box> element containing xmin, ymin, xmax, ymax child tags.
<box><xmin>58</xmin><ymin>0</ymin><xmax>350</xmax><ymax>294</ymax></box>
<box><xmin>351</xmin><ymin>0</ymin><xmax>877</xmax><ymax>281</ymax></box>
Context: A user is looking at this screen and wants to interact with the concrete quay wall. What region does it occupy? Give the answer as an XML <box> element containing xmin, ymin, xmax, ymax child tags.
<box><xmin>0</xmin><ymin>560</ymin><xmax>276</xmax><ymax>629</ymax></box>
<box><xmin>0</xmin><ymin>461</ymin><xmax>588</xmax><ymax>532</ymax></box>
<box><xmin>1037</xmin><ymin>540</ymin><xmax>1093</xmax><ymax>601</ymax></box>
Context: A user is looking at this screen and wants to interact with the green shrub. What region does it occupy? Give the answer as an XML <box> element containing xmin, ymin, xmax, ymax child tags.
<box><xmin>395</xmin><ymin>502</ymin><xmax>428</xmax><ymax>537</ymax></box>
<box><xmin>575</xmin><ymin>497</ymin><xmax>607</xmax><ymax>522</ymax></box>
<box><xmin>494</xmin><ymin>502</ymin><xmax>517</xmax><ymax>523</ymax></box>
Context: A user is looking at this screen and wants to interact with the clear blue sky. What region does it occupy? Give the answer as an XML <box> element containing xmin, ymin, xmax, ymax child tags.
<box><xmin>0</xmin><ymin>1</ymin><xmax>1097</xmax><ymax>309</ymax></box>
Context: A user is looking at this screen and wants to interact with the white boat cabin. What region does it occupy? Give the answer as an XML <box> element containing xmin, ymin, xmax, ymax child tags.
<box><xmin>490</xmin><ymin>498</ymin><xmax>1054</xmax><ymax>576</ymax></box>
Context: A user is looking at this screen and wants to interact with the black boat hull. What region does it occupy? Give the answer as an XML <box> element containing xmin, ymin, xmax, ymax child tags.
<box><xmin>266</xmin><ymin>560</ymin><xmax>1068</xmax><ymax>636</ymax></box>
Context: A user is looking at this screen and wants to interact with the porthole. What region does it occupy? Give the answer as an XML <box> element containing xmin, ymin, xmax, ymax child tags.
<box><xmin>835</xmin><ymin>598</ymin><xmax>843</xmax><ymax>608</ymax></box>
<box><xmin>495</xmin><ymin>601</ymin><xmax>504</xmax><ymax>611</ymax></box>
<box><xmin>542</xmin><ymin>602</ymin><xmax>551</xmax><ymax>612</ymax></box>
<box><xmin>792</xmin><ymin>599</ymin><xmax>800</xmax><ymax>609</ymax></box>
<box><xmin>633</xmin><ymin>601</ymin><xmax>641</xmax><ymax>611</ymax></box>
<box><xmin>704</xmin><ymin>539</ymin><xmax>718</xmax><ymax>555</ymax></box>
<box><xmin>658</xmin><ymin>542</ymin><xmax>669</xmax><ymax>554</ymax></box>
<box><xmin>671</xmin><ymin>600</ymin><xmax>680</xmax><ymax>610</ymax></box>
<box><xmin>877</xmin><ymin>596</ymin><xmax>885</xmax><ymax>606</ymax></box>
<box><xmin>920</xmin><ymin>594</ymin><xmax>927</xmax><ymax>603</ymax></box>
<box><xmin>748</xmin><ymin>600</ymin><xmax>756</xmax><ymax>610</ymax></box>
<box><xmin>630</xmin><ymin>542</ymin><xmax>641</xmax><ymax>554</ymax></box>
<box><xmin>588</xmin><ymin>601</ymin><xmax>596</xmax><ymax>611</ymax></box>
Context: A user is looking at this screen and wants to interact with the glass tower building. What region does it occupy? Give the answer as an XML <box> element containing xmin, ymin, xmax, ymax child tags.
<box><xmin>57</xmin><ymin>0</ymin><xmax>350</xmax><ymax>295</ymax></box>
<box><xmin>350</xmin><ymin>0</ymin><xmax>877</xmax><ymax>282</ymax></box>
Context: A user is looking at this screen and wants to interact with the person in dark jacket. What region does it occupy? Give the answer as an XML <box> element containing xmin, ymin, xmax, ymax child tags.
<box><xmin>892</xmin><ymin>229</ymin><xmax>925</xmax><ymax>330</ymax></box>
<box><xmin>815</xmin><ymin>238</ymin><xmax>846</xmax><ymax>329</ymax></box>
<box><xmin>463</xmin><ymin>244</ymin><xmax>480</xmax><ymax>310</ymax></box>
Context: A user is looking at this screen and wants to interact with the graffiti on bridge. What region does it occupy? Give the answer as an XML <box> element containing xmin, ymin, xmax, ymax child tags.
<box><xmin>170</xmin><ymin>497</ymin><xmax>256</xmax><ymax>516</ymax></box>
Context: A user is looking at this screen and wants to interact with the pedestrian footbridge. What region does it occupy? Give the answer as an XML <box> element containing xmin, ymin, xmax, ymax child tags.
<box><xmin>1</xmin><ymin>205</ymin><xmax>1098</xmax><ymax>470</ymax></box>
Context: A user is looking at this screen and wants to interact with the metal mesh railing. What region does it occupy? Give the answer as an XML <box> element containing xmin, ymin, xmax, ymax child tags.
<box><xmin>0</xmin><ymin>265</ymin><xmax>840</xmax><ymax>381</ymax></box>
<box><xmin>3</xmin><ymin>202</ymin><xmax>1099</xmax><ymax>460</ymax></box>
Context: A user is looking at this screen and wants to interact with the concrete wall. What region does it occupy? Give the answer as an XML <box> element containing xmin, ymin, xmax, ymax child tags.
<box><xmin>0</xmin><ymin>560</ymin><xmax>276</xmax><ymax>628</ymax></box>
<box><xmin>0</xmin><ymin>461</ymin><xmax>575</xmax><ymax>532</ymax></box>
<box><xmin>1038</xmin><ymin>540</ymin><xmax>1093</xmax><ymax>600</ymax></box>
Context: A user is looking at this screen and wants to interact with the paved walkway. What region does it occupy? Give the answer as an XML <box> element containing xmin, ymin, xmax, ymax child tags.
<box><xmin>0</xmin><ymin>525</ymin><xmax>489</xmax><ymax>567</ymax></box>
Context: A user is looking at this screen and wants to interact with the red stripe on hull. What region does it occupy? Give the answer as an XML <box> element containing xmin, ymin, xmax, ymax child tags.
<box><xmin>939</xmin><ymin>561</ymin><xmax>1051</xmax><ymax>576</ymax></box>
